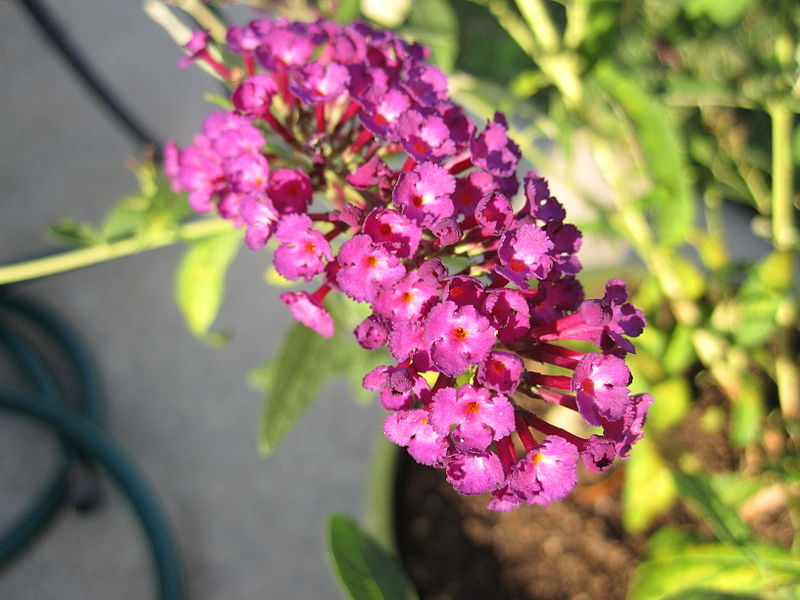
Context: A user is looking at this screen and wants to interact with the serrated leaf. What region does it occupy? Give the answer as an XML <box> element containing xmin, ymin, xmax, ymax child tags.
<box><xmin>593</xmin><ymin>62</ymin><xmax>695</xmax><ymax>248</ymax></box>
<box><xmin>174</xmin><ymin>230</ymin><xmax>241</xmax><ymax>338</ymax></box>
<box><xmin>623</xmin><ymin>435</ymin><xmax>677</xmax><ymax>533</ymax></box>
<box><xmin>327</xmin><ymin>513</ymin><xmax>419</xmax><ymax>600</ymax></box>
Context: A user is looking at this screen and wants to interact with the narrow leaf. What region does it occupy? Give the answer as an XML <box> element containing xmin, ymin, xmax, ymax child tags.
<box><xmin>174</xmin><ymin>230</ymin><xmax>241</xmax><ymax>338</ymax></box>
<box><xmin>594</xmin><ymin>62</ymin><xmax>695</xmax><ymax>248</ymax></box>
<box><xmin>259</xmin><ymin>321</ymin><xmax>334</xmax><ymax>455</ymax></box>
<box><xmin>672</xmin><ymin>470</ymin><xmax>753</xmax><ymax>545</ymax></box>
<box><xmin>327</xmin><ymin>513</ymin><xmax>419</xmax><ymax>600</ymax></box>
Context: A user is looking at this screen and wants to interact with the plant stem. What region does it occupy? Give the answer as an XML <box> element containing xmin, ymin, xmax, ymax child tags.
<box><xmin>0</xmin><ymin>219</ymin><xmax>231</xmax><ymax>285</ymax></box>
<box><xmin>768</xmin><ymin>100</ymin><xmax>799</xmax><ymax>422</ymax></box>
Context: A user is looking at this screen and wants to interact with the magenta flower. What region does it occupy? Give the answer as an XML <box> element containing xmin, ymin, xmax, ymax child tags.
<box><xmin>470</xmin><ymin>113</ymin><xmax>521</xmax><ymax>177</ymax></box>
<box><xmin>240</xmin><ymin>197</ymin><xmax>278</xmax><ymax>250</ymax></box>
<box><xmin>476</xmin><ymin>351</ymin><xmax>524</xmax><ymax>395</ymax></box>
<box><xmin>290</xmin><ymin>61</ymin><xmax>350</xmax><ymax>104</ymax></box>
<box><xmin>392</xmin><ymin>162</ymin><xmax>455</xmax><ymax>228</ymax></box>
<box><xmin>506</xmin><ymin>436</ymin><xmax>579</xmax><ymax>506</ymax></box>
<box><xmin>444</xmin><ymin>450</ymin><xmax>505</xmax><ymax>496</ymax></box>
<box><xmin>601</xmin><ymin>393</ymin><xmax>653</xmax><ymax>459</ymax></box>
<box><xmin>363</xmin><ymin>365</ymin><xmax>430</xmax><ymax>411</ymax></box>
<box><xmin>429</xmin><ymin>385</ymin><xmax>514</xmax><ymax>452</ymax></box>
<box><xmin>279</xmin><ymin>291</ymin><xmax>334</xmax><ymax>338</ymax></box>
<box><xmin>371</xmin><ymin>271</ymin><xmax>439</xmax><ymax>322</ymax></box>
<box><xmin>482</xmin><ymin>289</ymin><xmax>531</xmax><ymax>345</ymax></box>
<box><xmin>424</xmin><ymin>300</ymin><xmax>496</xmax><ymax>377</ymax></box>
<box><xmin>165</xmin><ymin>17</ymin><xmax>652</xmax><ymax>511</ymax></box>
<box><xmin>362</xmin><ymin>208</ymin><xmax>422</xmax><ymax>258</ymax></box>
<box><xmin>336</xmin><ymin>234</ymin><xmax>406</xmax><ymax>302</ymax></box>
<box><xmin>497</xmin><ymin>223</ymin><xmax>555</xmax><ymax>288</ymax></box>
<box><xmin>383</xmin><ymin>409</ymin><xmax>448</xmax><ymax>466</ymax></box>
<box><xmin>273</xmin><ymin>214</ymin><xmax>333</xmax><ymax>281</ymax></box>
<box><xmin>571</xmin><ymin>353</ymin><xmax>632</xmax><ymax>426</ymax></box>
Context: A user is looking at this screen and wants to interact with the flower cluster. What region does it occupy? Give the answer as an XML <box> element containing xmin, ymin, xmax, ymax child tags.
<box><xmin>165</xmin><ymin>18</ymin><xmax>652</xmax><ymax>510</ymax></box>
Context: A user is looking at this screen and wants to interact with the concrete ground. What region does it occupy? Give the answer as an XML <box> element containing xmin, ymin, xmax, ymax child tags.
<box><xmin>0</xmin><ymin>2</ymin><xmax>384</xmax><ymax>598</ymax></box>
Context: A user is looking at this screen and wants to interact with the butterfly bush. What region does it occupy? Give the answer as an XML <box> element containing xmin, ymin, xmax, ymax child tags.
<box><xmin>165</xmin><ymin>18</ymin><xmax>653</xmax><ymax>511</ymax></box>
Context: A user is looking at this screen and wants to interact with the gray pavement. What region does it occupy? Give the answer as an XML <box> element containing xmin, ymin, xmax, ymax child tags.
<box><xmin>1</xmin><ymin>2</ymin><xmax>383</xmax><ymax>598</ymax></box>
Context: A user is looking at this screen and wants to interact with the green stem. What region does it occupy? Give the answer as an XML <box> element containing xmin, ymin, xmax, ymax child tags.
<box><xmin>769</xmin><ymin>101</ymin><xmax>796</xmax><ymax>250</ymax></box>
<box><xmin>515</xmin><ymin>0</ymin><xmax>560</xmax><ymax>53</ymax></box>
<box><xmin>0</xmin><ymin>219</ymin><xmax>232</xmax><ymax>286</ymax></box>
<box><xmin>768</xmin><ymin>100</ymin><xmax>800</xmax><ymax>422</ymax></box>
<box><xmin>473</xmin><ymin>0</ymin><xmax>538</xmax><ymax>58</ymax></box>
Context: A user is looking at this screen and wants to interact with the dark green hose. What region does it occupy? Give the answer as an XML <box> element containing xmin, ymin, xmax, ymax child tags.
<box><xmin>0</xmin><ymin>294</ymin><xmax>185</xmax><ymax>599</ymax></box>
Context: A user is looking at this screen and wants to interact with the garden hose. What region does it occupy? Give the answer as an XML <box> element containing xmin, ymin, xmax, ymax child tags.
<box><xmin>0</xmin><ymin>293</ymin><xmax>185</xmax><ymax>600</ymax></box>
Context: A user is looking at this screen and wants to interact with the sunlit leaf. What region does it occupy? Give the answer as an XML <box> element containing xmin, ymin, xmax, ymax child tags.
<box><xmin>174</xmin><ymin>229</ymin><xmax>241</xmax><ymax>338</ymax></box>
<box><xmin>623</xmin><ymin>435</ymin><xmax>677</xmax><ymax>533</ymax></box>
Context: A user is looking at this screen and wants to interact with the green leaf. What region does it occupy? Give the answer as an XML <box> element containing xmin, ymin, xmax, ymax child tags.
<box><xmin>593</xmin><ymin>62</ymin><xmax>695</xmax><ymax>248</ymax></box>
<box><xmin>259</xmin><ymin>320</ymin><xmax>335</xmax><ymax>455</ymax></box>
<box><xmin>174</xmin><ymin>230</ymin><xmax>241</xmax><ymax>338</ymax></box>
<box><xmin>403</xmin><ymin>0</ymin><xmax>458</xmax><ymax>72</ymax></box>
<box><xmin>647</xmin><ymin>377</ymin><xmax>691</xmax><ymax>431</ymax></box>
<box><xmin>623</xmin><ymin>435</ymin><xmax>677</xmax><ymax>533</ymax></box>
<box><xmin>47</xmin><ymin>220</ymin><xmax>102</xmax><ymax>248</ymax></box>
<box><xmin>671</xmin><ymin>470</ymin><xmax>753</xmax><ymax>545</ymax></box>
<box><xmin>334</xmin><ymin>0</ymin><xmax>362</xmax><ymax>23</ymax></box>
<box><xmin>729</xmin><ymin>372</ymin><xmax>764</xmax><ymax>447</ymax></box>
<box><xmin>682</xmin><ymin>0</ymin><xmax>757</xmax><ymax>27</ymax></box>
<box><xmin>629</xmin><ymin>539</ymin><xmax>800</xmax><ymax>600</ymax></box>
<box><xmin>327</xmin><ymin>513</ymin><xmax>419</xmax><ymax>600</ymax></box>
<box><xmin>661</xmin><ymin>323</ymin><xmax>698</xmax><ymax>376</ymax></box>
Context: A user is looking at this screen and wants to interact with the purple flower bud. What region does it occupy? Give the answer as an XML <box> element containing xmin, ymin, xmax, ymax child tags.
<box><xmin>267</xmin><ymin>169</ymin><xmax>313</xmax><ymax>214</ymax></box>
<box><xmin>482</xmin><ymin>289</ymin><xmax>531</xmax><ymax>345</ymax></box>
<box><xmin>232</xmin><ymin>74</ymin><xmax>277</xmax><ymax>117</ymax></box>
<box><xmin>354</xmin><ymin>315</ymin><xmax>389</xmax><ymax>350</ymax></box>
<box><xmin>475</xmin><ymin>192</ymin><xmax>514</xmax><ymax>235</ymax></box>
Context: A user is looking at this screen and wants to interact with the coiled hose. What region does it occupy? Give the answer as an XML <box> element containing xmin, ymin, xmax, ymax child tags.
<box><xmin>0</xmin><ymin>293</ymin><xmax>185</xmax><ymax>599</ymax></box>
